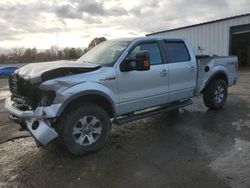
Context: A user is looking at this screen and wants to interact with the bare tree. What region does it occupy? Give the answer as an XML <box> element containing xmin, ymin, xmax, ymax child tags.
<box><xmin>11</xmin><ymin>46</ymin><xmax>25</xmax><ymax>63</ymax></box>
<box><xmin>22</xmin><ymin>48</ymin><xmax>37</xmax><ymax>63</ymax></box>
<box><xmin>0</xmin><ymin>54</ymin><xmax>8</xmax><ymax>64</ymax></box>
<box><xmin>12</xmin><ymin>46</ymin><xmax>25</xmax><ymax>57</ymax></box>
<box><xmin>88</xmin><ymin>37</ymin><xmax>107</xmax><ymax>49</ymax></box>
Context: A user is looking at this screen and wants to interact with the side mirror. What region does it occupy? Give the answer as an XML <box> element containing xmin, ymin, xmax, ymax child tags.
<box><xmin>134</xmin><ymin>51</ymin><xmax>150</xmax><ymax>71</ymax></box>
<box><xmin>120</xmin><ymin>51</ymin><xmax>150</xmax><ymax>72</ymax></box>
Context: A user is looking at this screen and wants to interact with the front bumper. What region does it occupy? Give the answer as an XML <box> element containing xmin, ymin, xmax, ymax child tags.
<box><xmin>4</xmin><ymin>97</ymin><xmax>61</xmax><ymax>145</ymax></box>
<box><xmin>5</xmin><ymin>97</ymin><xmax>61</xmax><ymax>118</ymax></box>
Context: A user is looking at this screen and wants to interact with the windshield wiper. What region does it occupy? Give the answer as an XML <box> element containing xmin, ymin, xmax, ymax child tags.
<box><xmin>82</xmin><ymin>60</ymin><xmax>95</xmax><ymax>64</ymax></box>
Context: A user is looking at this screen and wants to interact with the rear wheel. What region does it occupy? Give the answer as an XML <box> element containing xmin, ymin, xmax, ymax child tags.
<box><xmin>57</xmin><ymin>103</ymin><xmax>111</xmax><ymax>156</ymax></box>
<box><xmin>203</xmin><ymin>79</ymin><xmax>228</xmax><ymax>110</ymax></box>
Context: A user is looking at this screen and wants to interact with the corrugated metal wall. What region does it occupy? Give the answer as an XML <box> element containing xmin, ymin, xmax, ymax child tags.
<box><xmin>152</xmin><ymin>15</ymin><xmax>250</xmax><ymax>56</ymax></box>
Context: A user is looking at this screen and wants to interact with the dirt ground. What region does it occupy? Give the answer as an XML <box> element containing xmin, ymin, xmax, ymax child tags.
<box><xmin>0</xmin><ymin>70</ymin><xmax>250</xmax><ymax>188</ymax></box>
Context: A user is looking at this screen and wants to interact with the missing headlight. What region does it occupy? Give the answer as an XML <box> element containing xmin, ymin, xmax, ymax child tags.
<box><xmin>39</xmin><ymin>90</ymin><xmax>56</xmax><ymax>106</ymax></box>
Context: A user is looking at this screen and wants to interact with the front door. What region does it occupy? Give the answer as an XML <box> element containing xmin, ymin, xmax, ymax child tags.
<box><xmin>117</xmin><ymin>41</ymin><xmax>169</xmax><ymax>115</ymax></box>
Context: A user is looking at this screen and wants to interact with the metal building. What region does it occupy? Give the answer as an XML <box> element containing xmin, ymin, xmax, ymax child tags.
<box><xmin>147</xmin><ymin>13</ymin><xmax>250</xmax><ymax>67</ymax></box>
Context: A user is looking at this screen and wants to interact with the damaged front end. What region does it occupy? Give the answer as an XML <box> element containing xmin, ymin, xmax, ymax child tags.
<box><xmin>9</xmin><ymin>74</ymin><xmax>56</xmax><ymax>110</ymax></box>
<box><xmin>5</xmin><ymin>61</ymin><xmax>101</xmax><ymax>146</ymax></box>
<box><xmin>6</xmin><ymin>74</ymin><xmax>59</xmax><ymax>145</ymax></box>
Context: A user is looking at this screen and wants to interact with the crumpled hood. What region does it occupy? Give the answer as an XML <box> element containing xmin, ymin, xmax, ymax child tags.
<box><xmin>16</xmin><ymin>60</ymin><xmax>100</xmax><ymax>84</ymax></box>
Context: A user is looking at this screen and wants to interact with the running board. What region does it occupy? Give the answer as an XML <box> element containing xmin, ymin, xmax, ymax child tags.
<box><xmin>113</xmin><ymin>99</ymin><xmax>193</xmax><ymax>125</ymax></box>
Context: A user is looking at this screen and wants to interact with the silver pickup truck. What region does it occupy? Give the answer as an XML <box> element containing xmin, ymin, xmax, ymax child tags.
<box><xmin>5</xmin><ymin>36</ymin><xmax>238</xmax><ymax>155</ymax></box>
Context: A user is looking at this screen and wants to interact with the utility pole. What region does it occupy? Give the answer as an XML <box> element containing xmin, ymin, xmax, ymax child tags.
<box><xmin>56</xmin><ymin>31</ymin><xmax>59</xmax><ymax>55</ymax></box>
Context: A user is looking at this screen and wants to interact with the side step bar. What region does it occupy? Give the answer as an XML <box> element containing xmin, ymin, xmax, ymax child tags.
<box><xmin>113</xmin><ymin>99</ymin><xmax>193</xmax><ymax>125</ymax></box>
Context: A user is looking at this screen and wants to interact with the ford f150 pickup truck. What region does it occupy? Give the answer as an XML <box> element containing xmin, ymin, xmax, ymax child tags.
<box><xmin>5</xmin><ymin>36</ymin><xmax>238</xmax><ymax>155</ymax></box>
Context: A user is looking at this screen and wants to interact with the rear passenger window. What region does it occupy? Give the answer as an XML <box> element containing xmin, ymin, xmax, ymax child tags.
<box><xmin>164</xmin><ymin>42</ymin><xmax>190</xmax><ymax>63</ymax></box>
<box><xmin>129</xmin><ymin>43</ymin><xmax>163</xmax><ymax>65</ymax></box>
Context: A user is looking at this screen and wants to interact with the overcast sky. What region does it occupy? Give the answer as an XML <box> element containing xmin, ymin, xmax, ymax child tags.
<box><xmin>0</xmin><ymin>0</ymin><xmax>249</xmax><ymax>49</ymax></box>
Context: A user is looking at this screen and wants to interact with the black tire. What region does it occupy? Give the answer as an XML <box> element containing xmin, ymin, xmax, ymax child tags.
<box><xmin>57</xmin><ymin>103</ymin><xmax>111</xmax><ymax>156</ymax></box>
<box><xmin>203</xmin><ymin>79</ymin><xmax>228</xmax><ymax>110</ymax></box>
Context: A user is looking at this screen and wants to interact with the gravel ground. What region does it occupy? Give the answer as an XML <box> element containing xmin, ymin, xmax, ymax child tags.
<box><xmin>0</xmin><ymin>70</ymin><xmax>250</xmax><ymax>188</ymax></box>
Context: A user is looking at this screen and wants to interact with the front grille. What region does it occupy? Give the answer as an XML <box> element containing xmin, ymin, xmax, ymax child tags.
<box><xmin>9</xmin><ymin>74</ymin><xmax>19</xmax><ymax>94</ymax></box>
<box><xmin>9</xmin><ymin>74</ymin><xmax>40</xmax><ymax>109</ymax></box>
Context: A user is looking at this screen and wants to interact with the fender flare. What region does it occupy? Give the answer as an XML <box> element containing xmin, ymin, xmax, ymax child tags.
<box><xmin>200</xmin><ymin>70</ymin><xmax>228</xmax><ymax>93</ymax></box>
<box><xmin>56</xmin><ymin>90</ymin><xmax>116</xmax><ymax>117</ymax></box>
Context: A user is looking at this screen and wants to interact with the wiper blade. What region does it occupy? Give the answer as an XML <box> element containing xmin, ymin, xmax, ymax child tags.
<box><xmin>82</xmin><ymin>60</ymin><xmax>94</xmax><ymax>64</ymax></box>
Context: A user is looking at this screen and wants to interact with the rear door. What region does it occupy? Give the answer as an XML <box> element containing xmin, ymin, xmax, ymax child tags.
<box><xmin>117</xmin><ymin>41</ymin><xmax>169</xmax><ymax>114</ymax></box>
<box><xmin>162</xmin><ymin>40</ymin><xmax>197</xmax><ymax>101</ymax></box>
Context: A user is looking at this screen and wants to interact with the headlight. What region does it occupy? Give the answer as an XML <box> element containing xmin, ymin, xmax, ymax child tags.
<box><xmin>39</xmin><ymin>90</ymin><xmax>56</xmax><ymax>106</ymax></box>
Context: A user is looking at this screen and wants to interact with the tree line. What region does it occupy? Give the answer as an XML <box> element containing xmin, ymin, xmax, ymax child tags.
<box><xmin>0</xmin><ymin>37</ymin><xmax>106</xmax><ymax>64</ymax></box>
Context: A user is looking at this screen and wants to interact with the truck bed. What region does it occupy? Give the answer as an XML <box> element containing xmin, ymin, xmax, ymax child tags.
<box><xmin>196</xmin><ymin>55</ymin><xmax>238</xmax><ymax>94</ymax></box>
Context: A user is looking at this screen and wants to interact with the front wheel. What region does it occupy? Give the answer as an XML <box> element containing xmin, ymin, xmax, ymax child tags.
<box><xmin>203</xmin><ymin>79</ymin><xmax>228</xmax><ymax>110</ymax></box>
<box><xmin>57</xmin><ymin>103</ymin><xmax>111</xmax><ymax>156</ymax></box>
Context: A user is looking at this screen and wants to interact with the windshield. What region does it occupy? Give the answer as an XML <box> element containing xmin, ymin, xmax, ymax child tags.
<box><xmin>76</xmin><ymin>40</ymin><xmax>131</xmax><ymax>66</ymax></box>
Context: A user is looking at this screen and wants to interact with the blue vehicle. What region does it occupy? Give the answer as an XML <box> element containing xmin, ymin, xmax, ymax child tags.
<box><xmin>0</xmin><ymin>67</ymin><xmax>18</xmax><ymax>76</ymax></box>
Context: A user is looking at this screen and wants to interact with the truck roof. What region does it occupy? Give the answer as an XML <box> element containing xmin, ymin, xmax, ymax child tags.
<box><xmin>111</xmin><ymin>36</ymin><xmax>185</xmax><ymax>42</ymax></box>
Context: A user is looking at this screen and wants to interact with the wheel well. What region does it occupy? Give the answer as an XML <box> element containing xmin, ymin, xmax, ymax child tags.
<box><xmin>213</xmin><ymin>73</ymin><xmax>228</xmax><ymax>85</ymax></box>
<box><xmin>60</xmin><ymin>94</ymin><xmax>115</xmax><ymax>118</ymax></box>
<box><xmin>201</xmin><ymin>72</ymin><xmax>228</xmax><ymax>93</ymax></box>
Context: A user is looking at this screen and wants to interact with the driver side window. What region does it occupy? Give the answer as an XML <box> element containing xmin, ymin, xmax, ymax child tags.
<box><xmin>128</xmin><ymin>43</ymin><xmax>163</xmax><ymax>65</ymax></box>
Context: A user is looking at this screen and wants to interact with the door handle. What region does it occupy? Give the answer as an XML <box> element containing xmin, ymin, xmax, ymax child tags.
<box><xmin>160</xmin><ymin>69</ymin><xmax>168</xmax><ymax>77</ymax></box>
